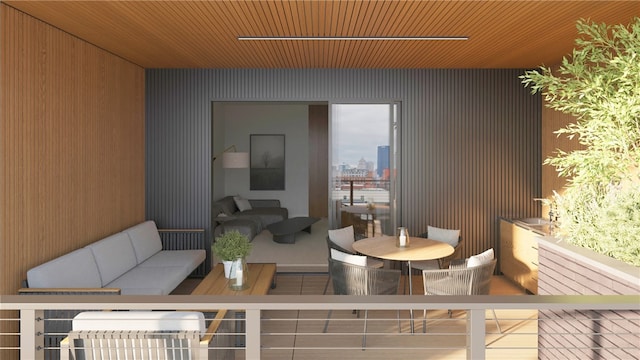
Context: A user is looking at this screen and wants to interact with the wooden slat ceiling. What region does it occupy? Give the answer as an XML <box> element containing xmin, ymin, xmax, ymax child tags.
<box><xmin>4</xmin><ymin>1</ymin><xmax>639</xmax><ymax>69</ymax></box>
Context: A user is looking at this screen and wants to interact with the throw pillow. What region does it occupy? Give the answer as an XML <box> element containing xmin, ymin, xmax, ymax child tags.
<box><xmin>233</xmin><ymin>196</ymin><xmax>252</xmax><ymax>212</ymax></box>
<box><xmin>330</xmin><ymin>248</ymin><xmax>367</xmax><ymax>267</ymax></box>
<box><xmin>428</xmin><ymin>226</ymin><xmax>460</xmax><ymax>247</ymax></box>
<box><xmin>467</xmin><ymin>248</ymin><xmax>494</xmax><ymax>268</ymax></box>
<box><xmin>328</xmin><ymin>226</ymin><xmax>356</xmax><ymax>252</ymax></box>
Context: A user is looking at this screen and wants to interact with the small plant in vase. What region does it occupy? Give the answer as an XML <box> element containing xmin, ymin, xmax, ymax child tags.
<box><xmin>212</xmin><ymin>230</ymin><xmax>252</xmax><ymax>288</ymax></box>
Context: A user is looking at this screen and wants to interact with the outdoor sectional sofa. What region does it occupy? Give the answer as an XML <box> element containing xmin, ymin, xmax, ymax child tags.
<box><xmin>212</xmin><ymin>195</ymin><xmax>288</xmax><ymax>241</ymax></box>
<box><xmin>21</xmin><ymin>220</ymin><xmax>206</xmax><ymax>295</ymax></box>
<box><xmin>19</xmin><ymin>220</ymin><xmax>207</xmax><ymax>359</ymax></box>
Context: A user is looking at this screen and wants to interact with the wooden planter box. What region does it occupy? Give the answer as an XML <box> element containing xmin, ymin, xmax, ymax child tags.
<box><xmin>537</xmin><ymin>236</ymin><xmax>640</xmax><ymax>359</ymax></box>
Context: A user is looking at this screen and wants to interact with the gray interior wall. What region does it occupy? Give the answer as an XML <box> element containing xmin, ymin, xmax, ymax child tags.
<box><xmin>145</xmin><ymin>69</ymin><xmax>541</xmax><ymax>264</ymax></box>
<box><xmin>215</xmin><ymin>102</ymin><xmax>309</xmax><ymax>217</ymax></box>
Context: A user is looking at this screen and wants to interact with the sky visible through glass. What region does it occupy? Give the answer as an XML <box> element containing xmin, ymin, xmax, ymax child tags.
<box><xmin>332</xmin><ymin>104</ymin><xmax>390</xmax><ymax>169</ymax></box>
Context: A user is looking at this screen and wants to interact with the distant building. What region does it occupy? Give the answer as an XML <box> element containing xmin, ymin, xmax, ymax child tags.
<box><xmin>342</xmin><ymin>168</ymin><xmax>369</xmax><ymax>178</ymax></box>
<box><xmin>357</xmin><ymin>157</ymin><xmax>368</xmax><ymax>170</ymax></box>
<box><xmin>377</xmin><ymin>145</ymin><xmax>390</xmax><ymax>178</ymax></box>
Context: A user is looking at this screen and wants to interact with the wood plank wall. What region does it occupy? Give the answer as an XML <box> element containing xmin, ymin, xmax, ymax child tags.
<box><xmin>1</xmin><ymin>5</ymin><xmax>144</xmax><ymax>357</ymax></box>
<box><xmin>308</xmin><ymin>105</ymin><xmax>329</xmax><ymax>218</ymax></box>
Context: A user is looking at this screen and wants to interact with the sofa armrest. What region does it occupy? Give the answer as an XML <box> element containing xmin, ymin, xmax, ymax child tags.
<box><xmin>19</xmin><ymin>288</ymin><xmax>121</xmax><ymax>295</ymax></box>
<box><xmin>158</xmin><ymin>228</ymin><xmax>207</xmax><ymax>277</ymax></box>
<box><xmin>213</xmin><ymin>216</ymin><xmax>238</xmax><ymax>223</ymax></box>
<box><xmin>158</xmin><ymin>229</ymin><xmax>205</xmax><ymax>250</ymax></box>
<box><xmin>249</xmin><ymin>199</ymin><xmax>281</xmax><ymax>208</ymax></box>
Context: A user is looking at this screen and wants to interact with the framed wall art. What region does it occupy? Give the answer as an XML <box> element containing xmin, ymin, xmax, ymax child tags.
<box><xmin>250</xmin><ymin>134</ymin><xmax>285</xmax><ymax>190</ymax></box>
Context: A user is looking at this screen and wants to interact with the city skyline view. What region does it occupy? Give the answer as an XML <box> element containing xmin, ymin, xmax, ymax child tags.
<box><xmin>331</xmin><ymin>104</ymin><xmax>390</xmax><ymax>170</ymax></box>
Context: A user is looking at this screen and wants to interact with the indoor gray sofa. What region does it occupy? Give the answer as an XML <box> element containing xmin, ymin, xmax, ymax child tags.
<box><xmin>212</xmin><ymin>196</ymin><xmax>288</xmax><ymax>241</ymax></box>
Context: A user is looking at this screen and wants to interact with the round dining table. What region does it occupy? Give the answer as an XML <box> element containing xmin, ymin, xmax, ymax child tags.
<box><xmin>352</xmin><ymin>235</ymin><xmax>454</xmax><ymax>332</ymax></box>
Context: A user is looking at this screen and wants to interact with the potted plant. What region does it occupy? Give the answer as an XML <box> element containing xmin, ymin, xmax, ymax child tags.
<box><xmin>520</xmin><ymin>17</ymin><xmax>640</xmax><ymax>267</ymax></box>
<box><xmin>212</xmin><ymin>230</ymin><xmax>252</xmax><ymax>279</ymax></box>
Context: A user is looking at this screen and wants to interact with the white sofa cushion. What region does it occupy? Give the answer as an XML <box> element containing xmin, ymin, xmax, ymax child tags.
<box><xmin>427</xmin><ymin>226</ymin><xmax>460</xmax><ymax>247</ymax></box>
<box><xmin>26</xmin><ymin>248</ymin><xmax>102</xmax><ymax>288</ymax></box>
<box><xmin>328</xmin><ymin>226</ymin><xmax>356</xmax><ymax>252</ymax></box>
<box><xmin>72</xmin><ymin>311</ymin><xmax>206</xmax><ymax>335</ymax></box>
<box><xmin>467</xmin><ymin>248</ymin><xmax>495</xmax><ymax>268</ymax></box>
<box><xmin>123</xmin><ymin>220</ymin><xmax>163</xmax><ymax>264</ymax></box>
<box><xmin>86</xmin><ymin>232</ymin><xmax>137</xmax><ymax>286</ymax></box>
<box><xmin>138</xmin><ymin>249</ymin><xmax>206</xmax><ymax>277</ymax></box>
<box><xmin>233</xmin><ymin>196</ymin><xmax>253</xmax><ymax>211</ymax></box>
<box><xmin>330</xmin><ymin>248</ymin><xmax>367</xmax><ymax>266</ymax></box>
<box><xmin>106</xmin><ymin>266</ymin><xmax>187</xmax><ymax>295</ymax></box>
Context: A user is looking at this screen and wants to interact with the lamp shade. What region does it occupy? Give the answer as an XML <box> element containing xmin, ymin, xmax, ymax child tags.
<box><xmin>222</xmin><ymin>152</ymin><xmax>249</xmax><ymax>168</ymax></box>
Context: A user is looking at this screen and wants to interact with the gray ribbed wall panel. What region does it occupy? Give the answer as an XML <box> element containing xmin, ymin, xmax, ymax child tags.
<box><xmin>145</xmin><ymin>69</ymin><xmax>541</xmax><ymax>269</ymax></box>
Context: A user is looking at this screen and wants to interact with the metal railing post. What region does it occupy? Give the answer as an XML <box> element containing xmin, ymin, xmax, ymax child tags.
<box><xmin>245</xmin><ymin>309</ymin><xmax>261</xmax><ymax>359</ymax></box>
<box><xmin>467</xmin><ymin>309</ymin><xmax>486</xmax><ymax>360</ymax></box>
<box><xmin>20</xmin><ymin>309</ymin><xmax>44</xmax><ymax>360</ymax></box>
<box><xmin>349</xmin><ymin>180</ymin><xmax>354</xmax><ymax>205</ymax></box>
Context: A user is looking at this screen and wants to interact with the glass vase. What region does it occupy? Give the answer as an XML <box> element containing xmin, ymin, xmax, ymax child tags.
<box><xmin>396</xmin><ymin>226</ymin><xmax>410</xmax><ymax>248</ymax></box>
<box><xmin>228</xmin><ymin>257</ymin><xmax>249</xmax><ymax>290</ymax></box>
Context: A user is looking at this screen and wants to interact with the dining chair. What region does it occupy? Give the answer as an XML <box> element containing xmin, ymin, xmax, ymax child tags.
<box><xmin>323</xmin><ymin>249</ymin><xmax>402</xmax><ymax>349</ymax></box>
<box><xmin>421</xmin><ymin>250</ymin><xmax>501</xmax><ymax>333</ymax></box>
<box><xmin>324</xmin><ymin>226</ymin><xmax>384</xmax><ymax>294</ymax></box>
<box><xmin>412</xmin><ymin>225</ymin><xmax>463</xmax><ymax>271</ymax></box>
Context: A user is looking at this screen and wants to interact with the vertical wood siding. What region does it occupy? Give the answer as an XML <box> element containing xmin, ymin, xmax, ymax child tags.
<box><xmin>146</xmin><ymin>68</ymin><xmax>541</xmax><ymax>262</ymax></box>
<box><xmin>308</xmin><ymin>105</ymin><xmax>329</xmax><ymax>218</ymax></box>
<box><xmin>1</xmin><ymin>4</ymin><xmax>145</xmax><ymax>293</ymax></box>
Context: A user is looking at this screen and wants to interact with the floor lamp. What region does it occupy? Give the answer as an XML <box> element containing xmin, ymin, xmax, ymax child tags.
<box><xmin>213</xmin><ymin>145</ymin><xmax>250</xmax><ymax>168</ymax></box>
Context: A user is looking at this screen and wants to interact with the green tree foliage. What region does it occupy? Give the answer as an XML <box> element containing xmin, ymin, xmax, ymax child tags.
<box><xmin>521</xmin><ymin>18</ymin><xmax>640</xmax><ymax>266</ymax></box>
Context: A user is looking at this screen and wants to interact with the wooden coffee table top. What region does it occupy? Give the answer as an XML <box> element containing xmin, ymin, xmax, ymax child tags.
<box><xmin>191</xmin><ymin>262</ymin><xmax>277</xmax><ymax>296</ymax></box>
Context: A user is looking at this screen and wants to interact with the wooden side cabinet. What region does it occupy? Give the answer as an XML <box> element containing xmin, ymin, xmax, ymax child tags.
<box><xmin>499</xmin><ymin>219</ymin><xmax>539</xmax><ymax>294</ymax></box>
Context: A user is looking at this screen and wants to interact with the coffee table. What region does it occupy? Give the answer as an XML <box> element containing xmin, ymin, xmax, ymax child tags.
<box><xmin>267</xmin><ymin>216</ymin><xmax>320</xmax><ymax>244</ymax></box>
<box><xmin>191</xmin><ymin>263</ymin><xmax>276</xmax><ymax>347</ymax></box>
<box><xmin>192</xmin><ymin>262</ymin><xmax>277</xmax><ymax>296</ymax></box>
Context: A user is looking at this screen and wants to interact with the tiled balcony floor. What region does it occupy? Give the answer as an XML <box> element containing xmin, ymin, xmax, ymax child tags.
<box><xmin>174</xmin><ymin>273</ymin><xmax>538</xmax><ymax>359</ymax></box>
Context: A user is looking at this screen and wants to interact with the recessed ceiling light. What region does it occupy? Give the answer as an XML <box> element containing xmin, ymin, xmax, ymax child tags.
<box><xmin>237</xmin><ymin>36</ymin><xmax>468</xmax><ymax>41</ymax></box>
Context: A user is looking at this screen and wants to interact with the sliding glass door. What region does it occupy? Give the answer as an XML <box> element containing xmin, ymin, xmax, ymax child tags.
<box><xmin>329</xmin><ymin>102</ymin><xmax>400</xmax><ymax>237</ymax></box>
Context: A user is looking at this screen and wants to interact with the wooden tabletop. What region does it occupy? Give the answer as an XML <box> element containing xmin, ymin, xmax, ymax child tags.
<box><xmin>352</xmin><ymin>235</ymin><xmax>454</xmax><ymax>261</ymax></box>
<box><xmin>191</xmin><ymin>263</ymin><xmax>276</xmax><ymax>296</ymax></box>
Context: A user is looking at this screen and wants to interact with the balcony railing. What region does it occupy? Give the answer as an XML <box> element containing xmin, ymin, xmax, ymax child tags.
<box><xmin>333</xmin><ymin>179</ymin><xmax>391</xmax><ymax>206</ymax></box>
<box><xmin>1</xmin><ymin>294</ymin><xmax>638</xmax><ymax>360</ymax></box>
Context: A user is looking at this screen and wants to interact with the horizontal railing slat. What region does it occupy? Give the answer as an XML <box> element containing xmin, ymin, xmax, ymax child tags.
<box><xmin>3</xmin><ymin>294</ymin><xmax>639</xmax><ymax>311</ymax></box>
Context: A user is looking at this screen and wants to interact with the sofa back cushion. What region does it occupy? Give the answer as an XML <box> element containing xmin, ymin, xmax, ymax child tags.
<box><xmin>328</xmin><ymin>226</ymin><xmax>356</xmax><ymax>252</ymax></box>
<box><xmin>427</xmin><ymin>226</ymin><xmax>460</xmax><ymax>247</ymax></box>
<box><xmin>330</xmin><ymin>248</ymin><xmax>367</xmax><ymax>266</ymax></box>
<box><xmin>87</xmin><ymin>232</ymin><xmax>138</xmax><ymax>286</ymax></box>
<box><xmin>467</xmin><ymin>248</ymin><xmax>495</xmax><ymax>268</ymax></box>
<box><xmin>218</xmin><ymin>196</ymin><xmax>239</xmax><ymax>215</ymax></box>
<box><xmin>123</xmin><ymin>221</ymin><xmax>163</xmax><ymax>263</ymax></box>
<box><xmin>27</xmin><ymin>248</ymin><xmax>102</xmax><ymax>288</ymax></box>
